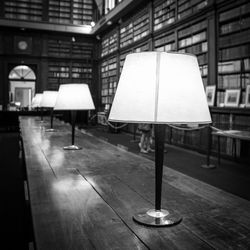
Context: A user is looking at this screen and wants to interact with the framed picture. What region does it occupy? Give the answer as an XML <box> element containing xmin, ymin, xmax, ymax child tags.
<box><xmin>205</xmin><ymin>85</ymin><xmax>216</xmax><ymax>106</ymax></box>
<box><xmin>245</xmin><ymin>85</ymin><xmax>250</xmax><ymax>108</ymax></box>
<box><xmin>224</xmin><ymin>89</ymin><xmax>241</xmax><ymax>107</ymax></box>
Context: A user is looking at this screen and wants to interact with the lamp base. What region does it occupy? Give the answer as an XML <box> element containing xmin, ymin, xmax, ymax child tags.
<box><xmin>63</xmin><ymin>145</ymin><xmax>82</xmax><ymax>150</ymax></box>
<box><xmin>133</xmin><ymin>209</ymin><xmax>182</xmax><ymax>227</ymax></box>
<box><xmin>201</xmin><ymin>164</ymin><xmax>216</xmax><ymax>169</ymax></box>
<box><xmin>45</xmin><ymin>128</ymin><xmax>56</xmax><ymax>132</ymax></box>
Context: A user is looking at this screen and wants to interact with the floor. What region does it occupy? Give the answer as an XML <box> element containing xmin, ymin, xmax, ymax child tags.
<box><xmin>80</xmin><ymin>124</ymin><xmax>250</xmax><ymax>201</ymax></box>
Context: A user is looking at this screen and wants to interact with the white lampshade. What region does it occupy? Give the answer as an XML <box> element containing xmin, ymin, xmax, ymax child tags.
<box><xmin>109</xmin><ymin>52</ymin><xmax>211</xmax><ymax>124</ymax></box>
<box><xmin>54</xmin><ymin>83</ymin><xmax>95</xmax><ymax>110</ymax></box>
<box><xmin>31</xmin><ymin>93</ymin><xmax>43</xmax><ymax>108</ymax></box>
<box><xmin>40</xmin><ymin>91</ymin><xmax>58</xmax><ymax>108</ymax></box>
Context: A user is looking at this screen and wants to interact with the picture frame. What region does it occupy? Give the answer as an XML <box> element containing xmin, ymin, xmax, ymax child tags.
<box><xmin>205</xmin><ymin>85</ymin><xmax>216</xmax><ymax>106</ymax></box>
<box><xmin>224</xmin><ymin>89</ymin><xmax>241</xmax><ymax>107</ymax></box>
<box><xmin>245</xmin><ymin>85</ymin><xmax>250</xmax><ymax>108</ymax></box>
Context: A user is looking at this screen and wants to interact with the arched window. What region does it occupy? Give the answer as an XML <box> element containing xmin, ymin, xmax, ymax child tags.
<box><xmin>9</xmin><ymin>65</ymin><xmax>36</xmax><ymax>110</ymax></box>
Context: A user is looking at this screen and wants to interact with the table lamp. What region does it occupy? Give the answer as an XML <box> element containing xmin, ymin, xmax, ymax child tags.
<box><xmin>31</xmin><ymin>93</ymin><xmax>44</xmax><ymax>121</ymax></box>
<box><xmin>31</xmin><ymin>93</ymin><xmax>43</xmax><ymax>109</ymax></box>
<box><xmin>54</xmin><ymin>83</ymin><xmax>95</xmax><ymax>150</ymax></box>
<box><xmin>109</xmin><ymin>52</ymin><xmax>212</xmax><ymax>227</ymax></box>
<box><xmin>40</xmin><ymin>90</ymin><xmax>58</xmax><ymax>132</ymax></box>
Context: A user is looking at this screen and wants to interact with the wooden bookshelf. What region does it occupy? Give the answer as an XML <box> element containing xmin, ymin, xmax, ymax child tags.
<box><xmin>48</xmin><ymin>60</ymin><xmax>93</xmax><ymax>89</ymax></box>
<box><xmin>177</xmin><ymin>19</ymin><xmax>208</xmax><ymax>86</ymax></box>
<box><xmin>120</xmin><ymin>7</ymin><xmax>150</xmax><ymax>49</ymax></box>
<box><xmin>100</xmin><ymin>57</ymin><xmax>118</xmax><ymax>107</ymax></box>
<box><xmin>217</xmin><ymin>2</ymin><xmax>250</xmax><ymax>106</ymax></box>
<box><xmin>4</xmin><ymin>0</ymin><xmax>43</xmax><ymax>21</ymax></box>
<box><xmin>48</xmin><ymin>39</ymin><xmax>71</xmax><ymax>57</ymax></box>
<box><xmin>48</xmin><ymin>0</ymin><xmax>71</xmax><ymax>24</ymax></box>
<box><xmin>177</xmin><ymin>0</ymin><xmax>209</xmax><ymax>20</ymax></box>
<box><xmin>71</xmin><ymin>62</ymin><xmax>92</xmax><ymax>84</ymax></box>
<box><xmin>48</xmin><ymin>38</ymin><xmax>93</xmax><ymax>58</ymax></box>
<box><xmin>101</xmin><ymin>30</ymin><xmax>118</xmax><ymax>57</ymax></box>
<box><xmin>72</xmin><ymin>41</ymin><xmax>93</xmax><ymax>58</ymax></box>
<box><xmin>119</xmin><ymin>50</ymin><xmax>132</xmax><ymax>73</ymax></box>
<box><xmin>133</xmin><ymin>42</ymin><xmax>150</xmax><ymax>53</ymax></box>
<box><xmin>48</xmin><ymin>62</ymin><xmax>70</xmax><ymax>89</ymax></box>
<box><xmin>2</xmin><ymin>0</ymin><xmax>93</xmax><ymax>25</ymax></box>
<box><xmin>72</xmin><ymin>0</ymin><xmax>93</xmax><ymax>25</ymax></box>
<box><xmin>154</xmin><ymin>31</ymin><xmax>176</xmax><ymax>51</ymax></box>
<box><xmin>153</xmin><ymin>0</ymin><xmax>176</xmax><ymax>31</ymax></box>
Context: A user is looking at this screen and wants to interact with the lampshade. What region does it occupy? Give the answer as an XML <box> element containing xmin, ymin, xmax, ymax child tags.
<box><xmin>31</xmin><ymin>93</ymin><xmax>43</xmax><ymax>108</ymax></box>
<box><xmin>40</xmin><ymin>91</ymin><xmax>58</xmax><ymax>108</ymax></box>
<box><xmin>109</xmin><ymin>52</ymin><xmax>211</xmax><ymax>124</ymax></box>
<box><xmin>54</xmin><ymin>84</ymin><xmax>95</xmax><ymax>110</ymax></box>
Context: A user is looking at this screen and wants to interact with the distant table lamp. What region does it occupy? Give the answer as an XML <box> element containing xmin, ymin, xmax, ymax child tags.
<box><xmin>40</xmin><ymin>90</ymin><xmax>58</xmax><ymax>132</ymax></box>
<box><xmin>31</xmin><ymin>93</ymin><xmax>44</xmax><ymax>121</ymax></box>
<box><xmin>109</xmin><ymin>52</ymin><xmax>212</xmax><ymax>227</ymax></box>
<box><xmin>54</xmin><ymin>83</ymin><xmax>95</xmax><ymax>150</ymax></box>
<box><xmin>31</xmin><ymin>93</ymin><xmax>42</xmax><ymax>109</ymax></box>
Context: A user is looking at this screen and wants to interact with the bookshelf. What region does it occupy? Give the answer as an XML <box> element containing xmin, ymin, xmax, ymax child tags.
<box><xmin>153</xmin><ymin>0</ymin><xmax>176</xmax><ymax>31</ymax></box>
<box><xmin>48</xmin><ymin>38</ymin><xmax>93</xmax><ymax>58</ymax></box>
<box><xmin>4</xmin><ymin>0</ymin><xmax>43</xmax><ymax>21</ymax></box>
<box><xmin>72</xmin><ymin>41</ymin><xmax>93</xmax><ymax>58</ymax></box>
<box><xmin>119</xmin><ymin>50</ymin><xmax>132</xmax><ymax>73</ymax></box>
<box><xmin>48</xmin><ymin>61</ymin><xmax>93</xmax><ymax>89</ymax></box>
<box><xmin>177</xmin><ymin>19</ymin><xmax>208</xmax><ymax>87</ymax></box>
<box><xmin>48</xmin><ymin>62</ymin><xmax>70</xmax><ymax>89</ymax></box>
<box><xmin>120</xmin><ymin>22</ymin><xmax>133</xmax><ymax>48</ymax></box>
<box><xmin>2</xmin><ymin>0</ymin><xmax>93</xmax><ymax>25</ymax></box>
<box><xmin>217</xmin><ymin>2</ymin><xmax>250</xmax><ymax>107</ymax></box>
<box><xmin>120</xmin><ymin>7</ymin><xmax>150</xmax><ymax>49</ymax></box>
<box><xmin>101</xmin><ymin>30</ymin><xmax>118</xmax><ymax>58</ymax></box>
<box><xmin>48</xmin><ymin>39</ymin><xmax>71</xmax><ymax>57</ymax></box>
<box><xmin>154</xmin><ymin>31</ymin><xmax>176</xmax><ymax>51</ymax></box>
<box><xmin>48</xmin><ymin>0</ymin><xmax>71</xmax><ymax>24</ymax></box>
<box><xmin>177</xmin><ymin>0</ymin><xmax>209</xmax><ymax>20</ymax></box>
<box><xmin>100</xmin><ymin>57</ymin><xmax>118</xmax><ymax>108</ymax></box>
<box><xmin>72</xmin><ymin>0</ymin><xmax>93</xmax><ymax>25</ymax></box>
<box><xmin>133</xmin><ymin>42</ymin><xmax>150</xmax><ymax>53</ymax></box>
<box><xmin>71</xmin><ymin>62</ymin><xmax>92</xmax><ymax>84</ymax></box>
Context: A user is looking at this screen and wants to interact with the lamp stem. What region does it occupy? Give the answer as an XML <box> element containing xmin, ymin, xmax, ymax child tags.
<box><xmin>50</xmin><ymin>108</ymin><xmax>54</xmax><ymax>129</ymax></box>
<box><xmin>40</xmin><ymin>107</ymin><xmax>43</xmax><ymax>121</ymax></box>
<box><xmin>154</xmin><ymin>124</ymin><xmax>165</xmax><ymax>211</ymax></box>
<box><xmin>71</xmin><ymin>110</ymin><xmax>77</xmax><ymax>146</ymax></box>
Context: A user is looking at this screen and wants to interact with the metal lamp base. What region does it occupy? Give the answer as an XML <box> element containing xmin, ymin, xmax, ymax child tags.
<box><xmin>133</xmin><ymin>209</ymin><xmax>182</xmax><ymax>227</ymax></box>
<box><xmin>201</xmin><ymin>164</ymin><xmax>216</xmax><ymax>169</ymax></box>
<box><xmin>63</xmin><ymin>145</ymin><xmax>82</xmax><ymax>150</ymax></box>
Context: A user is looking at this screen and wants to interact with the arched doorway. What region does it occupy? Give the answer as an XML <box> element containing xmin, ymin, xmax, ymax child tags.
<box><xmin>9</xmin><ymin>65</ymin><xmax>36</xmax><ymax>111</ymax></box>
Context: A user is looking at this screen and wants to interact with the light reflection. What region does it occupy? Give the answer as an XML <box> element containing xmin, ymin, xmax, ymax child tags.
<box><xmin>41</xmin><ymin>138</ymin><xmax>51</xmax><ymax>151</ymax></box>
<box><xmin>52</xmin><ymin>174</ymin><xmax>103</xmax><ymax>211</ymax></box>
<box><xmin>48</xmin><ymin>148</ymin><xmax>65</xmax><ymax>168</ymax></box>
<box><xmin>53</xmin><ymin>176</ymin><xmax>90</xmax><ymax>193</ymax></box>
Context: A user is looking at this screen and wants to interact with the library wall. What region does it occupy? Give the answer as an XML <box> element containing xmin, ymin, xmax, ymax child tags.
<box><xmin>1</xmin><ymin>0</ymin><xmax>94</xmax><ymax>26</ymax></box>
<box><xmin>0</xmin><ymin>28</ymin><xmax>97</xmax><ymax>109</ymax></box>
<box><xmin>97</xmin><ymin>0</ymin><xmax>250</xmax><ymax>161</ymax></box>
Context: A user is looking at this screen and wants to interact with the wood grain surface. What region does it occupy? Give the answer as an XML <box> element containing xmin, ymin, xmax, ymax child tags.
<box><xmin>20</xmin><ymin>117</ymin><xmax>250</xmax><ymax>250</ymax></box>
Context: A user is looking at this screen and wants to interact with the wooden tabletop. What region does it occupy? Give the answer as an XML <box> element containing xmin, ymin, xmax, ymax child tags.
<box><xmin>20</xmin><ymin>116</ymin><xmax>250</xmax><ymax>250</ymax></box>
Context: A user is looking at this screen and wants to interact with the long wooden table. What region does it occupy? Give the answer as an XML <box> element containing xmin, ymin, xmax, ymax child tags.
<box><xmin>20</xmin><ymin>116</ymin><xmax>250</xmax><ymax>250</ymax></box>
